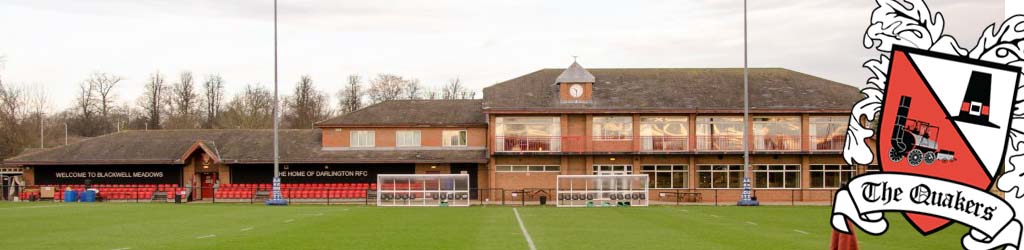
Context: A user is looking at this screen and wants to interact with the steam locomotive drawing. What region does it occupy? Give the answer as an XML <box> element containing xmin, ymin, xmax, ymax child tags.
<box><xmin>888</xmin><ymin>96</ymin><xmax>956</xmax><ymax>166</ymax></box>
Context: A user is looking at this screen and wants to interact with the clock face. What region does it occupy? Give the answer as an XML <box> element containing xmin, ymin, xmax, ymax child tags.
<box><xmin>569</xmin><ymin>84</ymin><xmax>584</xmax><ymax>98</ymax></box>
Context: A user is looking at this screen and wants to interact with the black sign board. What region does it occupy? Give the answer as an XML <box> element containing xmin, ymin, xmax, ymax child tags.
<box><xmin>33</xmin><ymin>165</ymin><xmax>182</xmax><ymax>185</ymax></box>
<box><xmin>230</xmin><ymin>164</ymin><xmax>414</xmax><ymax>183</ymax></box>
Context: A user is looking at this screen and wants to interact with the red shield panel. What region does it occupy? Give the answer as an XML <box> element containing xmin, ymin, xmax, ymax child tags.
<box><xmin>878</xmin><ymin>46</ymin><xmax>1019</xmax><ymax>234</ymax></box>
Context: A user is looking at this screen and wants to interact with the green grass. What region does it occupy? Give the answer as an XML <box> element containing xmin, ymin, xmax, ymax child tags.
<box><xmin>0</xmin><ymin>202</ymin><xmax>966</xmax><ymax>250</ymax></box>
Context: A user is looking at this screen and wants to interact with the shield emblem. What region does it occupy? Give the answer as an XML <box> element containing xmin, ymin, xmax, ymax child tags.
<box><xmin>878</xmin><ymin>45</ymin><xmax>1020</xmax><ymax>234</ymax></box>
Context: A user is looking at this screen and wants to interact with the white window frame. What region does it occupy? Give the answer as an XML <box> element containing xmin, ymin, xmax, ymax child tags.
<box><xmin>696</xmin><ymin>164</ymin><xmax>744</xmax><ymax>189</ymax></box>
<box><xmin>752</xmin><ymin>164</ymin><xmax>801</xmax><ymax>189</ymax></box>
<box><xmin>442</xmin><ymin>130</ymin><xmax>468</xmax><ymax>147</ymax></box>
<box><xmin>640</xmin><ymin>165</ymin><xmax>688</xmax><ymax>189</ymax></box>
<box><xmin>396</xmin><ymin>130</ymin><xmax>421</xmax><ymax>147</ymax></box>
<box><xmin>809</xmin><ymin>164</ymin><xmax>857</xmax><ymax>189</ymax></box>
<box><xmin>350</xmin><ymin>130</ymin><xmax>375</xmax><ymax>147</ymax></box>
<box><xmin>495</xmin><ymin>165</ymin><xmax>561</xmax><ymax>172</ymax></box>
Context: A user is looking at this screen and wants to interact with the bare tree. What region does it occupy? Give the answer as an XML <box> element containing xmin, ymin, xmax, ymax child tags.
<box><xmin>85</xmin><ymin>72</ymin><xmax>122</xmax><ymax>118</ymax></box>
<box><xmin>366</xmin><ymin>74</ymin><xmax>406</xmax><ymax>104</ymax></box>
<box><xmin>202</xmin><ymin>74</ymin><xmax>225</xmax><ymax>129</ymax></box>
<box><xmin>166</xmin><ymin>71</ymin><xmax>199</xmax><ymax>128</ymax></box>
<box><xmin>141</xmin><ymin>71</ymin><xmax>166</xmax><ymax>130</ymax></box>
<box><xmin>442</xmin><ymin>77</ymin><xmax>475</xmax><ymax>100</ymax></box>
<box><xmin>284</xmin><ymin>75</ymin><xmax>332</xmax><ymax>129</ymax></box>
<box><xmin>220</xmin><ymin>84</ymin><xmax>274</xmax><ymax>129</ymax></box>
<box><xmin>337</xmin><ymin>74</ymin><xmax>363</xmax><ymax>114</ymax></box>
<box><xmin>0</xmin><ymin>82</ymin><xmax>26</xmax><ymax>157</ymax></box>
<box><xmin>404</xmin><ymin>78</ymin><xmax>423</xmax><ymax>100</ymax></box>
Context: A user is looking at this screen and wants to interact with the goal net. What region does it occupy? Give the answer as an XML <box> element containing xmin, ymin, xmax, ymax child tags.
<box><xmin>376</xmin><ymin>174</ymin><xmax>471</xmax><ymax>207</ymax></box>
<box><xmin>556</xmin><ymin>175</ymin><xmax>649</xmax><ymax>207</ymax></box>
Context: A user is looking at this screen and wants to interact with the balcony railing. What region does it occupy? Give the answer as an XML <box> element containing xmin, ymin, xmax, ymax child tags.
<box><xmin>753</xmin><ymin>135</ymin><xmax>801</xmax><ymax>151</ymax></box>
<box><xmin>495</xmin><ymin>136</ymin><xmax>583</xmax><ymax>152</ymax></box>
<box><xmin>695</xmin><ymin>135</ymin><xmax>743</xmax><ymax>151</ymax></box>
<box><xmin>641</xmin><ymin>136</ymin><xmax>688</xmax><ymax>152</ymax></box>
<box><xmin>809</xmin><ymin>135</ymin><xmax>845</xmax><ymax>151</ymax></box>
<box><xmin>493</xmin><ymin>135</ymin><xmax>845</xmax><ymax>153</ymax></box>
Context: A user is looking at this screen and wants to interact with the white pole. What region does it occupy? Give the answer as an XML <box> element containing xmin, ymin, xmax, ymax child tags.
<box><xmin>738</xmin><ymin>0</ymin><xmax>757</xmax><ymax>206</ymax></box>
<box><xmin>268</xmin><ymin>0</ymin><xmax>286</xmax><ymax>205</ymax></box>
<box><xmin>64</xmin><ymin>122</ymin><xmax>68</xmax><ymax>145</ymax></box>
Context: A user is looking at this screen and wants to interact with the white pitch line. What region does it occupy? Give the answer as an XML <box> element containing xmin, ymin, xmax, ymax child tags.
<box><xmin>195</xmin><ymin>234</ymin><xmax>216</xmax><ymax>239</ymax></box>
<box><xmin>709</xmin><ymin>214</ymin><xmax>722</xmax><ymax>218</ymax></box>
<box><xmin>240</xmin><ymin>227</ymin><xmax>254</xmax><ymax>232</ymax></box>
<box><xmin>284</xmin><ymin>219</ymin><xmax>294</xmax><ymax>223</ymax></box>
<box><xmin>793</xmin><ymin>229</ymin><xmax>810</xmax><ymax>235</ymax></box>
<box><xmin>679</xmin><ymin>209</ymin><xmax>689</xmax><ymax>212</ymax></box>
<box><xmin>512</xmin><ymin>208</ymin><xmax>537</xmax><ymax>250</ymax></box>
<box><xmin>111</xmin><ymin>247</ymin><xmax>131</xmax><ymax>250</ymax></box>
<box><xmin>302</xmin><ymin>213</ymin><xmax>323</xmax><ymax>216</ymax></box>
<box><xmin>745</xmin><ymin>221</ymin><xmax>758</xmax><ymax>226</ymax></box>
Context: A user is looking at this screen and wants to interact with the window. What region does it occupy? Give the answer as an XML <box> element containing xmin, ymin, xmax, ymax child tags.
<box><xmin>641</xmin><ymin>165</ymin><xmax>688</xmax><ymax>189</ymax></box>
<box><xmin>640</xmin><ymin>116</ymin><xmax>688</xmax><ymax>151</ymax></box>
<box><xmin>593</xmin><ymin>116</ymin><xmax>633</xmax><ymax>140</ymax></box>
<box><xmin>810</xmin><ymin>116</ymin><xmax>848</xmax><ymax>151</ymax></box>
<box><xmin>495</xmin><ymin>117</ymin><xmax>561</xmax><ymax>151</ymax></box>
<box><xmin>350</xmin><ymin>131</ymin><xmax>375</xmax><ymax>147</ymax></box>
<box><xmin>810</xmin><ymin>165</ymin><xmax>857</xmax><ymax>188</ymax></box>
<box><xmin>395</xmin><ymin>130</ymin><xmax>421</xmax><ymax>147</ymax></box>
<box><xmin>865</xmin><ymin>165</ymin><xmax>881</xmax><ymax>173</ymax></box>
<box><xmin>753</xmin><ymin>165</ymin><xmax>800</xmax><ymax>189</ymax></box>
<box><xmin>495</xmin><ymin>165</ymin><xmax>561</xmax><ymax>172</ymax></box>
<box><xmin>753</xmin><ymin>117</ymin><xmax>801</xmax><ymax>151</ymax></box>
<box><xmin>697</xmin><ymin>165</ymin><xmax>744</xmax><ymax>188</ymax></box>
<box><xmin>591</xmin><ymin>165</ymin><xmax>633</xmax><ymax>175</ymax></box>
<box><xmin>442</xmin><ymin>130</ymin><xmax>468</xmax><ymax>147</ymax></box>
<box><xmin>695</xmin><ymin>116</ymin><xmax>744</xmax><ymax>151</ymax></box>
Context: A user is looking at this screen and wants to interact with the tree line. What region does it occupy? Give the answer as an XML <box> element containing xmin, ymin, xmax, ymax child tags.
<box><xmin>0</xmin><ymin>62</ymin><xmax>477</xmax><ymax>158</ymax></box>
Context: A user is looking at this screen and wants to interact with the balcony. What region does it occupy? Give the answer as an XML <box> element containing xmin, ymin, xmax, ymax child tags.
<box><xmin>640</xmin><ymin>136</ymin><xmax>688</xmax><ymax>152</ymax></box>
<box><xmin>493</xmin><ymin>135</ymin><xmax>844</xmax><ymax>153</ymax></box>
<box><xmin>753</xmin><ymin>135</ymin><xmax>801</xmax><ymax>151</ymax></box>
<box><xmin>695</xmin><ymin>135</ymin><xmax>743</xmax><ymax>151</ymax></box>
<box><xmin>809</xmin><ymin>135</ymin><xmax>845</xmax><ymax>151</ymax></box>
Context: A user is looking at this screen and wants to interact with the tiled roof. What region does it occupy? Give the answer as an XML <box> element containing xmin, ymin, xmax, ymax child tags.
<box><xmin>318</xmin><ymin>99</ymin><xmax>486</xmax><ymax>126</ymax></box>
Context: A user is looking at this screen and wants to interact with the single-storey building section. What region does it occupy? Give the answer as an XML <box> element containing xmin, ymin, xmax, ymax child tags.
<box><xmin>5</xmin><ymin>62</ymin><xmax>871</xmax><ymax>203</ymax></box>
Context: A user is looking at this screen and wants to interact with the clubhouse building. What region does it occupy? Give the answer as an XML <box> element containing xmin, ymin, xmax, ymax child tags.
<box><xmin>3</xmin><ymin>62</ymin><xmax>866</xmax><ymax>203</ymax></box>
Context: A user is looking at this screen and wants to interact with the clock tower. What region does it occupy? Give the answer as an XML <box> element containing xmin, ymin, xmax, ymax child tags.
<box><xmin>556</xmin><ymin>61</ymin><xmax>595</xmax><ymax>103</ymax></box>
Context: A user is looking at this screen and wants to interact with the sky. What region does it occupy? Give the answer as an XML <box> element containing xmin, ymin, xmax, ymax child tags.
<box><xmin>0</xmin><ymin>0</ymin><xmax>1007</xmax><ymax>111</ymax></box>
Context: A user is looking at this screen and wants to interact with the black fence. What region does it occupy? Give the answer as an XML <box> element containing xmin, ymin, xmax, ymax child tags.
<box><xmin>1</xmin><ymin>184</ymin><xmax>839</xmax><ymax>206</ymax></box>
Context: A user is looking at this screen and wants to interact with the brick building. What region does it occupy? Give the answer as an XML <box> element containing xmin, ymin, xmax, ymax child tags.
<box><xmin>4</xmin><ymin>62</ymin><xmax>865</xmax><ymax>203</ymax></box>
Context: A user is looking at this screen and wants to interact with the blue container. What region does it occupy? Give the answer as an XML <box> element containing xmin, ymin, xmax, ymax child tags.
<box><xmin>63</xmin><ymin>190</ymin><xmax>77</xmax><ymax>202</ymax></box>
<box><xmin>80</xmin><ymin>190</ymin><xmax>96</xmax><ymax>202</ymax></box>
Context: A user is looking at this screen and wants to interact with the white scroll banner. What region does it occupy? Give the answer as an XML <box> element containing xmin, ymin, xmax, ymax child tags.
<box><xmin>831</xmin><ymin>173</ymin><xmax>1021</xmax><ymax>249</ymax></box>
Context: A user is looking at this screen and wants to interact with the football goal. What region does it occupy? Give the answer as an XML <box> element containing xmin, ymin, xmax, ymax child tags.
<box><xmin>376</xmin><ymin>174</ymin><xmax>471</xmax><ymax>207</ymax></box>
<box><xmin>556</xmin><ymin>175</ymin><xmax>649</xmax><ymax>207</ymax></box>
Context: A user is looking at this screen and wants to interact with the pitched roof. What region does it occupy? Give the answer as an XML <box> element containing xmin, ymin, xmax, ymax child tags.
<box><xmin>318</xmin><ymin>99</ymin><xmax>486</xmax><ymax>127</ymax></box>
<box><xmin>483</xmin><ymin>68</ymin><xmax>861</xmax><ymax>111</ymax></box>
<box><xmin>555</xmin><ymin>62</ymin><xmax>596</xmax><ymax>84</ymax></box>
<box><xmin>5</xmin><ymin>130</ymin><xmax>487</xmax><ymax>165</ymax></box>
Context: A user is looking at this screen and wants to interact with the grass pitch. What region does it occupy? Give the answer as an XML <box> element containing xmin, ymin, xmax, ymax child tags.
<box><xmin>0</xmin><ymin>202</ymin><xmax>965</xmax><ymax>250</ymax></box>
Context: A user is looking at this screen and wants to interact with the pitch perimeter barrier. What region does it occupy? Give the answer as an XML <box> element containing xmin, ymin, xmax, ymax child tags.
<box><xmin>1</xmin><ymin>184</ymin><xmax>849</xmax><ymax>206</ymax></box>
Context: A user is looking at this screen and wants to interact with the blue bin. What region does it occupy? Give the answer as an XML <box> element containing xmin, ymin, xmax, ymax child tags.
<box><xmin>63</xmin><ymin>190</ymin><xmax>78</xmax><ymax>202</ymax></box>
<box><xmin>80</xmin><ymin>190</ymin><xmax>96</xmax><ymax>202</ymax></box>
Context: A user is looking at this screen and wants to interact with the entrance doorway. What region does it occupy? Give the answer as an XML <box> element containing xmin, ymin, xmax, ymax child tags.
<box><xmin>199</xmin><ymin>172</ymin><xmax>218</xmax><ymax>200</ymax></box>
<box><xmin>450</xmin><ymin>164</ymin><xmax>479</xmax><ymax>199</ymax></box>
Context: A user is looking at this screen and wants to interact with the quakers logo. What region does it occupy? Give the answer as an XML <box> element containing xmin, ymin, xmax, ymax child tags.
<box><xmin>834</xmin><ymin>1</ymin><xmax>1024</xmax><ymax>249</ymax></box>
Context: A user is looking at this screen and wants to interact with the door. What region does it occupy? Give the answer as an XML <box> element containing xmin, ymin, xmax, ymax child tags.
<box><xmin>450</xmin><ymin>164</ymin><xmax>479</xmax><ymax>199</ymax></box>
<box><xmin>592</xmin><ymin>165</ymin><xmax>632</xmax><ymax>199</ymax></box>
<box><xmin>199</xmin><ymin>172</ymin><xmax>217</xmax><ymax>199</ymax></box>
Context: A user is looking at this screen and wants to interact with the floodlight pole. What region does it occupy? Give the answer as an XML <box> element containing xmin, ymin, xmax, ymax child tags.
<box><xmin>266</xmin><ymin>0</ymin><xmax>287</xmax><ymax>206</ymax></box>
<box><xmin>738</xmin><ymin>0</ymin><xmax>758</xmax><ymax>206</ymax></box>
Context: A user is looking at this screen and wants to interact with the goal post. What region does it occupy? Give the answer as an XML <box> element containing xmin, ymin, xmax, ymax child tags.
<box><xmin>556</xmin><ymin>175</ymin><xmax>649</xmax><ymax>207</ymax></box>
<box><xmin>376</xmin><ymin>174</ymin><xmax>471</xmax><ymax>207</ymax></box>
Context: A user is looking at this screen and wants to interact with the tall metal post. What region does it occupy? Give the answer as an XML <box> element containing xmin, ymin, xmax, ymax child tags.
<box><xmin>738</xmin><ymin>0</ymin><xmax>758</xmax><ymax>206</ymax></box>
<box><xmin>39</xmin><ymin>116</ymin><xmax>44</xmax><ymax>148</ymax></box>
<box><xmin>266</xmin><ymin>0</ymin><xmax>287</xmax><ymax>206</ymax></box>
